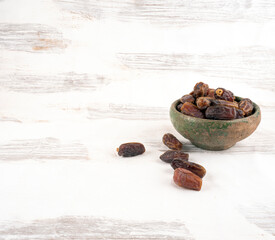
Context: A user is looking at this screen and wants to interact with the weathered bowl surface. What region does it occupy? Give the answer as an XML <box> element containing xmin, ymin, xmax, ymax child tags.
<box><xmin>170</xmin><ymin>97</ymin><xmax>261</xmax><ymax>150</ymax></box>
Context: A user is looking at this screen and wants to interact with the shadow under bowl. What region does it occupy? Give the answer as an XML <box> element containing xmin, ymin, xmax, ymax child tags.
<box><xmin>170</xmin><ymin>97</ymin><xmax>261</xmax><ymax>151</ymax></box>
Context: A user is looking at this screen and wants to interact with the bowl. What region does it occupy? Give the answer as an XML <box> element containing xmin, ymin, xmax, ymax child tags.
<box><xmin>170</xmin><ymin>97</ymin><xmax>261</xmax><ymax>151</ymax></box>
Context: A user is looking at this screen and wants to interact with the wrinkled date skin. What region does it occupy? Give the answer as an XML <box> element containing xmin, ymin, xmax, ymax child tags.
<box><xmin>181</xmin><ymin>102</ymin><xmax>205</xmax><ymax>119</ymax></box>
<box><xmin>205</xmin><ymin>105</ymin><xmax>236</xmax><ymax>120</ymax></box>
<box><xmin>235</xmin><ymin>109</ymin><xmax>245</xmax><ymax>119</ymax></box>
<box><xmin>176</xmin><ymin>103</ymin><xmax>183</xmax><ymax>112</ymax></box>
<box><xmin>160</xmin><ymin>150</ymin><xmax>189</xmax><ymax>163</ymax></box>
<box><xmin>171</xmin><ymin>159</ymin><xmax>206</xmax><ymax>178</ymax></box>
<box><xmin>173</xmin><ymin>168</ymin><xmax>202</xmax><ymax>191</ymax></box>
<box><xmin>196</xmin><ymin>97</ymin><xmax>213</xmax><ymax>110</ymax></box>
<box><xmin>117</xmin><ymin>142</ymin><xmax>145</xmax><ymax>157</ymax></box>
<box><xmin>162</xmin><ymin>133</ymin><xmax>183</xmax><ymax>150</ymax></box>
<box><xmin>206</xmin><ymin>88</ymin><xmax>215</xmax><ymax>98</ymax></box>
<box><xmin>214</xmin><ymin>88</ymin><xmax>234</xmax><ymax>102</ymax></box>
<box><xmin>210</xmin><ymin>99</ymin><xmax>238</xmax><ymax>108</ymax></box>
<box><xmin>180</xmin><ymin>94</ymin><xmax>195</xmax><ymax>104</ymax></box>
<box><xmin>193</xmin><ymin>82</ymin><xmax>209</xmax><ymax>98</ymax></box>
<box><xmin>238</xmin><ymin>98</ymin><xmax>254</xmax><ymax>116</ymax></box>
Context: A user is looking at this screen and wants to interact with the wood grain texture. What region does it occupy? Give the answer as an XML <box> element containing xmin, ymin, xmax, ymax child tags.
<box><xmin>0</xmin><ymin>116</ymin><xmax>21</xmax><ymax>123</ymax></box>
<box><xmin>0</xmin><ymin>24</ymin><xmax>68</xmax><ymax>53</ymax></box>
<box><xmin>54</xmin><ymin>0</ymin><xmax>275</xmax><ymax>25</ymax></box>
<box><xmin>88</xmin><ymin>104</ymin><xmax>168</xmax><ymax>120</ymax></box>
<box><xmin>0</xmin><ymin>0</ymin><xmax>274</xmax><ymax>239</ymax></box>
<box><xmin>0</xmin><ymin>72</ymin><xmax>110</xmax><ymax>93</ymax></box>
<box><xmin>0</xmin><ymin>216</ymin><xmax>193</xmax><ymax>240</ymax></box>
<box><xmin>148</xmin><ymin>127</ymin><xmax>275</xmax><ymax>154</ymax></box>
<box><xmin>0</xmin><ymin>138</ymin><xmax>88</xmax><ymax>161</ymax></box>
<box><xmin>118</xmin><ymin>47</ymin><xmax>275</xmax><ymax>90</ymax></box>
<box><xmin>239</xmin><ymin>205</ymin><xmax>275</xmax><ymax>236</ymax></box>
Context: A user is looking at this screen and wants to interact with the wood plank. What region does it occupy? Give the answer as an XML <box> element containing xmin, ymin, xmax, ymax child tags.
<box><xmin>0</xmin><ymin>138</ymin><xmax>88</xmax><ymax>161</ymax></box>
<box><xmin>0</xmin><ymin>23</ymin><xmax>68</xmax><ymax>53</ymax></box>
<box><xmin>0</xmin><ymin>72</ymin><xmax>110</xmax><ymax>93</ymax></box>
<box><xmin>117</xmin><ymin>47</ymin><xmax>275</xmax><ymax>90</ymax></box>
<box><xmin>0</xmin><ymin>216</ymin><xmax>193</xmax><ymax>240</ymax></box>
<box><xmin>239</xmin><ymin>205</ymin><xmax>275</xmax><ymax>236</ymax></box>
<box><xmin>54</xmin><ymin>0</ymin><xmax>275</xmax><ymax>25</ymax></box>
<box><xmin>147</xmin><ymin>127</ymin><xmax>275</xmax><ymax>154</ymax></box>
<box><xmin>88</xmin><ymin>104</ymin><xmax>168</xmax><ymax>120</ymax></box>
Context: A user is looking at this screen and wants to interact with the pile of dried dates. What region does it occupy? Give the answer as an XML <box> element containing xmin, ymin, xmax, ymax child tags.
<box><xmin>117</xmin><ymin>133</ymin><xmax>205</xmax><ymax>191</ymax></box>
<box><xmin>177</xmin><ymin>82</ymin><xmax>254</xmax><ymax>120</ymax></box>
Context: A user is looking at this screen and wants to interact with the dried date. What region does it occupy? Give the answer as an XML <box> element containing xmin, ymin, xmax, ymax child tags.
<box><xmin>235</xmin><ymin>109</ymin><xmax>245</xmax><ymax>119</ymax></box>
<box><xmin>173</xmin><ymin>168</ymin><xmax>202</xmax><ymax>191</ymax></box>
<box><xmin>117</xmin><ymin>142</ymin><xmax>145</xmax><ymax>157</ymax></box>
<box><xmin>171</xmin><ymin>159</ymin><xmax>206</xmax><ymax>178</ymax></box>
<box><xmin>214</xmin><ymin>88</ymin><xmax>234</xmax><ymax>102</ymax></box>
<box><xmin>206</xmin><ymin>88</ymin><xmax>215</xmax><ymax>98</ymax></box>
<box><xmin>193</xmin><ymin>82</ymin><xmax>209</xmax><ymax>98</ymax></box>
<box><xmin>210</xmin><ymin>99</ymin><xmax>238</xmax><ymax>108</ymax></box>
<box><xmin>205</xmin><ymin>105</ymin><xmax>236</xmax><ymax>120</ymax></box>
<box><xmin>181</xmin><ymin>102</ymin><xmax>205</xmax><ymax>119</ymax></box>
<box><xmin>176</xmin><ymin>103</ymin><xmax>183</xmax><ymax>112</ymax></box>
<box><xmin>180</xmin><ymin>94</ymin><xmax>195</xmax><ymax>104</ymax></box>
<box><xmin>160</xmin><ymin>150</ymin><xmax>189</xmax><ymax>163</ymax></box>
<box><xmin>196</xmin><ymin>97</ymin><xmax>213</xmax><ymax>110</ymax></box>
<box><xmin>162</xmin><ymin>133</ymin><xmax>183</xmax><ymax>150</ymax></box>
<box><xmin>238</xmin><ymin>98</ymin><xmax>253</xmax><ymax>116</ymax></box>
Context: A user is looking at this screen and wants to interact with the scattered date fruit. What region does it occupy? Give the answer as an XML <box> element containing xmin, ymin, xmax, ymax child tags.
<box><xmin>173</xmin><ymin>168</ymin><xmax>202</xmax><ymax>191</ymax></box>
<box><xmin>117</xmin><ymin>142</ymin><xmax>145</xmax><ymax>157</ymax></box>
<box><xmin>160</xmin><ymin>133</ymin><xmax>206</xmax><ymax>191</ymax></box>
<box><xmin>171</xmin><ymin>159</ymin><xmax>206</xmax><ymax>178</ymax></box>
<box><xmin>162</xmin><ymin>133</ymin><xmax>183</xmax><ymax>150</ymax></box>
<box><xmin>160</xmin><ymin>150</ymin><xmax>189</xmax><ymax>163</ymax></box>
<box><xmin>176</xmin><ymin>82</ymin><xmax>254</xmax><ymax>120</ymax></box>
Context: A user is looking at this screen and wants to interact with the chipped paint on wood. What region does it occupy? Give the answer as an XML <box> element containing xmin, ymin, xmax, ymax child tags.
<box><xmin>54</xmin><ymin>0</ymin><xmax>275</xmax><ymax>26</ymax></box>
<box><xmin>0</xmin><ymin>138</ymin><xmax>89</xmax><ymax>161</ymax></box>
<box><xmin>0</xmin><ymin>24</ymin><xmax>68</xmax><ymax>52</ymax></box>
<box><xmin>0</xmin><ymin>72</ymin><xmax>110</xmax><ymax>93</ymax></box>
<box><xmin>117</xmin><ymin>47</ymin><xmax>275</xmax><ymax>90</ymax></box>
<box><xmin>0</xmin><ymin>216</ymin><xmax>194</xmax><ymax>239</ymax></box>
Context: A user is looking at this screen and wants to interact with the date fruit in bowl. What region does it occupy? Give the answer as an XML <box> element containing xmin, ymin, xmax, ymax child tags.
<box><xmin>170</xmin><ymin>83</ymin><xmax>261</xmax><ymax>150</ymax></box>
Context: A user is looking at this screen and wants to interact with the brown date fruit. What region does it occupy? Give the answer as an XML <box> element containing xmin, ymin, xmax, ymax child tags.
<box><xmin>160</xmin><ymin>150</ymin><xmax>189</xmax><ymax>163</ymax></box>
<box><xmin>205</xmin><ymin>105</ymin><xmax>236</xmax><ymax>120</ymax></box>
<box><xmin>238</xmin><ymin>98</ymin><xmax>253</xmax><ymax>116</ymax></box>
<box><xmin>171</xmin><ymin>159</ymin><xmax>206</xmax><ymax>178</ymax></box>
<box><xmin>180</xmin><ymin>102</ymin><xmax>205</xmax><ymax>119</ymax></box>
<box><xmin>193</xmin><ymin>82</ymin><xmax>209</xmax><ymax>98</ymax></box>
<box><xmin>235</xmin><ymin>109</ymin><xmax>245</xmax><ymax>119</ymax></box>
<box><xmin>210</xmin><ymin>99</ymin><xmax>238</xmax><ymax>108</ymax></box>
<box><xmin>180</xmin><ymin>94</ymin><xmax>195</xmax><ymax>104</ymax></box>
<box><xmin>196</xmin><ymin>97</ymin><xmax>213</xmax><ymax>110</ymax></box>
<box><xmin>117</xmin><ymin>142</ymin><xmax>145</xmax><ymax>157</ymax></box>
<box><xmin>173</xmin><ymin>168</ymin><xmax>202</xmax><ymax>191</ymax></box>
<box><xmin>176</xmin><ymin>103</ymin><xmax>183</xmax><ymax>112</ymax></box>
<box><xmin>214</xmin><ymin>88</ymin><xmax>234</xmax><ymax>102</ymax></box>
<box><xmin>206</xmin><ymin>88</ymin><xmax>215</xmax><ymax>98</ymax></box>
<box><xmin>162</xmin><ymin>133</ymin><xmax>183</xmax><ymax>150</ymax></box>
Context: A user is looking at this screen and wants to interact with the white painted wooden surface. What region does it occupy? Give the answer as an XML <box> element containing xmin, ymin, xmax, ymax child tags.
<box><xmin>0</xmin><ymin>0</ymin><xmax>275</xmax><ymax>239</ymax></box>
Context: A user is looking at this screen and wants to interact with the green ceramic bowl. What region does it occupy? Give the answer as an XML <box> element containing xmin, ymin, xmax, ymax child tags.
<box><xmin>170</xmin><ymin>97</ymin><xmax>261</xmax><ymax>150</ymax></box>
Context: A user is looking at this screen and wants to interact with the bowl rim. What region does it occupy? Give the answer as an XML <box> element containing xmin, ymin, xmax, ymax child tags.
<box><xmin>171</xmin><ymin>96</ymin><xmax>261</xmax><ymax>123</ymax></box>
